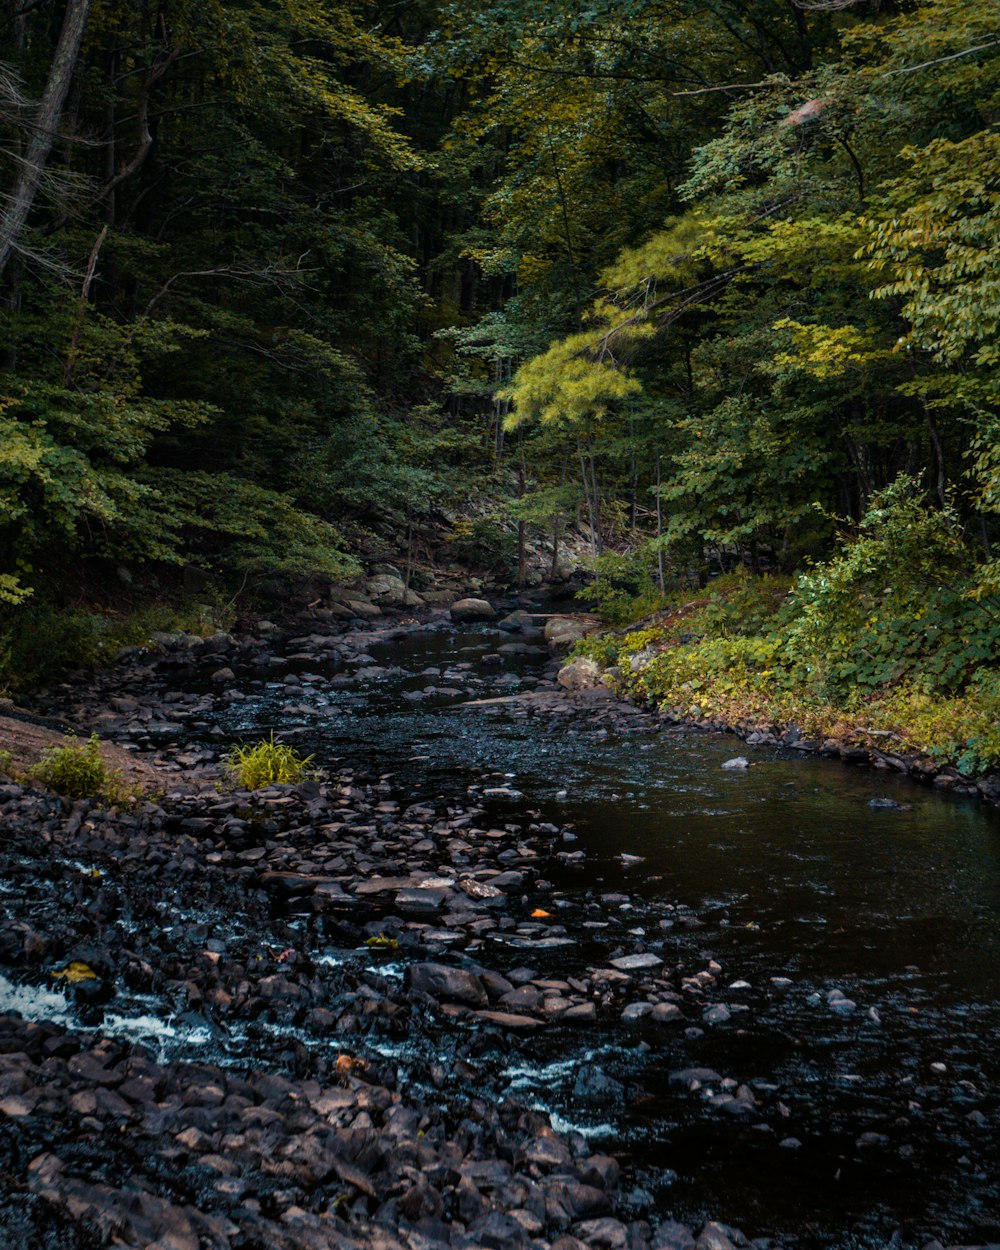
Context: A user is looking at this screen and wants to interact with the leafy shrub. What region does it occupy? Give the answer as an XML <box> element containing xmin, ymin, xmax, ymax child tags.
<box><xmin>576</xmin><ymin>549</ymin><xmax>669</xmax><ymax>626</ymax></box>
<box><xmin>445</xmin><ymin>517</ymin><xmax>519</xmax><ymax>577</ymax></box>
<box><xmin>698</xmin><ymin>571</ymin><xmax>793</xmax><ymax>638</ymax></box>
<box><xmin>30</xmin><ymin>733</ymin><xmax>124</xmax><ymax>801</ymax></box>
<box><xmin>227</xmin><ymin>734</ymin><xmax>315</xmax><ymax>789</ymax></box>
<box><xmin>0</xmin><ymin>749</ymin><xmax>13</xmax><ymax>776</ymax></box>
<box><xmin>0</xmin><ymin>597</ymin><xmax>231</xmax><ymax>693</ymax></box>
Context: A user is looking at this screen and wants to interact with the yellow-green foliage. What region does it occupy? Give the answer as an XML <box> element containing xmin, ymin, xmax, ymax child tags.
<box><xmin>227</xmin><ymin>734</ymin><xmax>315</xmax><ymax>789</ymax></box>
<box><xmin>0</xmin><ymin>749</ymin><xmax>13</xmax><ymax>775</ymax></box>
<box><xmin>590</xmin><ymin>553</ymin><xmax>1000</xmax><ymax>776</ymax></box>
<box><xmin>869</xmin><ymin>677</ymin><xmax>1000</xmax><ymax>778</ymax></box>
<box><xmin>503</xmin><ymin>331</ymin><xmax>643</xmax><ymax>429</ymax></box>
<box><xmin>30</xmin><ymin>733</ymin><xmax>126</xmax><ymax>801</ymax></box>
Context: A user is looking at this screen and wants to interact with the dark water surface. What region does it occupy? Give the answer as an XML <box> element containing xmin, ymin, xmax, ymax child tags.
<box><xmin>189</xmin><ymin>621</ymin><xmax>1000</xmax><ymax>1246</ymax></box>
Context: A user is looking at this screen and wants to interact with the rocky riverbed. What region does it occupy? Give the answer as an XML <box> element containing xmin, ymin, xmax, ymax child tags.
<box><xmin>1</xmin><ymin>597</ymin><xmax>998</xmax><ymax>1250</ymax></box>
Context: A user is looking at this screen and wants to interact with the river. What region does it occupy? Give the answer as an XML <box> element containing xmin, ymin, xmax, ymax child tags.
<box><xmin>4</xmin><ymin>611</ymin><xmax>1000</xmax><ymax>1247</ymax></box>
<box><xmin>191</xmin><ymin>619</ymin><xmax>1000</xmax><ymax>1244</ymax></box>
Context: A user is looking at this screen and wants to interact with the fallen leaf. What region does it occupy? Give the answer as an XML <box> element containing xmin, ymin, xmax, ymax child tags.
<box><xmin>51</xmin><ymin>961</ymin><xmax>97</xmax><ymax>983</ymax></box>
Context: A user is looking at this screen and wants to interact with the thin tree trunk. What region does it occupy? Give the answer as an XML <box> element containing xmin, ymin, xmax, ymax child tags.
<box><xmin>579</xmin><ymin>447</ymin><xmax>598</xmax><ymax>558</ymax></box>
<box><xmin>655</xmin><ymin>452</ymin><xmax>665</xmax><ymax>595</ymax></box>
<box><xmin>925</xmin><ymin>410</ymin><xmax>947</xmax><ymax>507</ymax></box>
<box><xmin>0</xmin><ymin>0</ymin><xmax>93</xmax><ymax>278</ymax></box>
<box><xmin>62</xmin><ymin>222</ymin><xmax>106</xmax><ymax>385</ymax></box>
<box><xmin>516</xmin><ymin>431</ymin><xmax>527</xmax><ymax>590</ymax></box>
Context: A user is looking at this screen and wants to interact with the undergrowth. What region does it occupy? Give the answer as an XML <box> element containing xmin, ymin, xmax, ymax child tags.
<box><xmin>575</xmin><ymin>484</ymin><xmax>1000</xmax><ymax>777</ymax></box>
<box><xmin>0</xmin><ymin>595</ymin><xmax>232</xmax><ymax>693</ymax></box>
<box><xmin>29</xmin><ymin>733</ymin><xmax>134</xmax><ymax>803</ymax></box>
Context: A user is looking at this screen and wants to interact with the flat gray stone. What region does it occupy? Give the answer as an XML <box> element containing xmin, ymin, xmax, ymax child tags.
<box><xmin>610</xmin><ymin>953</ymin><xmax>663</xmax><ymax>972</ymax></box>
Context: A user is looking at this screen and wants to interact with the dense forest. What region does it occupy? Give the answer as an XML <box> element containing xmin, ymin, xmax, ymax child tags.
<box><xmin>1</xmin><ymin>0</ymin><xmax>999</xmax><ymax>765</ymax></box>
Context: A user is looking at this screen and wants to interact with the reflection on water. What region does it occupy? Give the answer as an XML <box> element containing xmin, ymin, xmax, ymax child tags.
<box><xmin>169</xmin><ymin>622</ymin><xmax>1000</xmax><ymax>1243</ymax></box>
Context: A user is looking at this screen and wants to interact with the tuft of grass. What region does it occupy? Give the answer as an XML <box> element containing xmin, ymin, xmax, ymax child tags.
<box><xmin>226</xmin><ymin>733</ymin><xmax>315</xmax><ymax>789</ymax></box>
<box><xmin>0</xmin><ymin>749</ymin><xmax>13</xmax><ymax>776</ymax></box>
<box><xmin>30</xmin><ymin>732</ymin><xmax>131</xmax><ymax>802</ymax></box>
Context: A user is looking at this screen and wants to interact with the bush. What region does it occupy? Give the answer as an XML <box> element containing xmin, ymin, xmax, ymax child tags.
<box><xmin>0</xmin><ymin>596</ymin><xmax>231</xmax><ymax>693</ymax></box>
<box><xmin>445</xmin><ymin>517</ymin><xmax>520</xmax><ymax>578</ymax></box>
<box><xmin>576</xmin><ymin>549</ymin><xmax>670</xmax><ymax>626</ymax></box>
<box><xmin>30</xmin><ymin>733</ymin><xmax>125</xmax><ymax>801</ymax></box>
<box><xmin>226</xmin><ymin>734</ymin><xmax>315</xmax><ymax>789</ymax></box>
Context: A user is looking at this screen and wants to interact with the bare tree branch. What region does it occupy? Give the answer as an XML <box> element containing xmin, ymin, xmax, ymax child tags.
<box><xmin>0</xmin><ymin>0</ymin><xmax>92</xmax><ymax>278</ymax></box>
<box><xmin>883</xmin><ymin>38</ymin><xmax>1000</xmax><ymax>76</ymax></box>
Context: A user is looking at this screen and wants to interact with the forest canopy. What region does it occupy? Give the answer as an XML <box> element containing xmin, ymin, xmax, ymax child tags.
<box><xmin>0</xmin><ymin>1</ymin><xmax>996</xmax><ymax>673</ymax></box>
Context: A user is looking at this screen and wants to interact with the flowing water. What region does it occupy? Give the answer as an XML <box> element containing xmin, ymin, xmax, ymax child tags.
<box><xmin>9</xmin><ymin>619</ymin><xmax>1000</xmax><ymax>1245</ymax></box>
<box><xmin>186</xmin><ymin>620</ymin><xmax>1000</xmax><ymax>1246</ymax></box>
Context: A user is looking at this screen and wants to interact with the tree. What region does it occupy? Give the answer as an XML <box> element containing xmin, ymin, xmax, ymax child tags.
<box><xmin>0</xmin><ymin>0</ymin><xmax>92</xmax><ymax>276</ymax></box>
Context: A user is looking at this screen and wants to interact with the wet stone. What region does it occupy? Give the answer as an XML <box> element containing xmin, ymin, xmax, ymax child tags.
<box><xmin>609</xmin><ymin>953</ymin><xmax>663</xmax><ymax>973</ymax></box>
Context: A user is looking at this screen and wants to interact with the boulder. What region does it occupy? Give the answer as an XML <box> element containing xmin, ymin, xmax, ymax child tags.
<box><xmin>342</xmin><ymin>599</ymin><xmax>381</xmax><ymax>618</ymax></box>
<box><xmin>407</xmin><ymin>962</ymin><xmax>488</xmax><ymax>1006</ymax></box>
<box><xmin>557</xmin><ymin>657</ymin><xmax>603</xmax><ymax>691</ymax></box>
<box><xmin>498</xmin><ymin>610</ymin><xmax>533</xmax><ymax>632</ymax></box>
<box><xmin>421</xmin><ymin>589</ymin><xmax>458</xmax><ymax>606</ymax></box>
<box><xmin>450</xmin><ymin>598</ymin><xmax>496</xmax><ymax>622</ymax></box>
<box><xmin>365</xmin><ymin>575</ymin><xmax>424</xmax><ymax>607</ymax></box>
<box><xmin>544</xmin><ymin>617</ymin><xmax>589</xmax><ymax>652</ymax></box>
<box><xmin>628</xmin><ymin>646</ymin><xmax>656</xmax><ymax>674</ymax></box>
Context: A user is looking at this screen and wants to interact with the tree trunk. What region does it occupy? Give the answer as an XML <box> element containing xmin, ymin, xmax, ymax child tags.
<box><xmin>0</xmin><ymin>0</ymin><xmax>93</xmax><ymax>278</ymax></box>
<box><xmin>516</xmin><ymin>432</ymin><xmax>527</xmax><ymax>590</ymax></box>
<box><xmin>655</xmin><ymin>453</ymin><xmax>665</xmax><ymax>595</ymax></box>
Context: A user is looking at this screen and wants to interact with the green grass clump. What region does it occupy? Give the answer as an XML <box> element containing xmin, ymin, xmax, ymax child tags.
<box><xmin>30</xmin><ymin>733</ymin><xmax>125</xmax><ymax>801</ymax></box>
<box><xmin>226</xmin><ymin>733</ymin><xmax>315</xmax><ymax>789</ymax></box>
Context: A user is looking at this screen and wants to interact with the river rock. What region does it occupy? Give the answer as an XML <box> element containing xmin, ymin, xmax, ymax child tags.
<box><xmin>544</xmin><ymin>617</ymin><xmax>589</xmax><ymax>652</ymax></box>
<box><xmin>365</xmin><ymin>574</ymin><xmax>424</xmax><ymax>607</ymax></box>
<box><xmin>651</xmin><ymin>1002</ymin><xmax>683</xmax><ymax>1025</ymax></box>
<box><xmin>669</xmin><ymin>1067</ymin><xmax>722</xmax><ymax>1087</ymax></box>
<box><xmin>652</xmin><ymin>1222</ymin><xmax>696</xmax><ymax>1250</ymax></box>
<box><xmin>574</xmin><ymin>1217</ymin><xmax>629</xmax><ymax>1248</ymax></box>
<box><xmin>498</xmin><ymin>610</ymin><xmax>533</xmax><ymax>632</ymax></box>
<box><xmin>474</xmin><ymin>1010</ymin><xmax>542</xmax><ymax>1031</ymax></box>
<box><xmin>557</xmin><ymin>657</ymin><xmax>604</xmax><ymax>691</ymax></box>
<box><xmin>407</xmin><ymin>962</ymin><xmax>488</xmax><ymax>1006</ymax></box>
<box><xmin>696</xmin><ymin>1221</ymin><xmax>738</xmax><ymax>1250</ymax></box>
<box><xmin>610</xmin><ymin>953</ymin><xmax>663</xmax><ymax>972</ymax></box>
<box><xmin>450</xmin><ymin>598</ymin><xmax>496</xmax><ymax>622</ymax></box>
<box><xmin>343</xmin><ymin>599</ymin><xmax>381</xmax><ymax>618</ymax></box>
<box><xmin>721</xmin><ymin>757</ymin><xmax>749</xmax><ymax>771</ymax></box>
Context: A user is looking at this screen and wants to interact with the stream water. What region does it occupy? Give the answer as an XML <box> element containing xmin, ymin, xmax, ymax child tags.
<box><xmin>182</xmin><ymin>621</ymin><xmax>1000</xmax><ymax>1246</ymax></box>
<box><xmin>7</xmin><ymin>618</ymin><xmax>1000</xmax><ymax>1247</ymax></box>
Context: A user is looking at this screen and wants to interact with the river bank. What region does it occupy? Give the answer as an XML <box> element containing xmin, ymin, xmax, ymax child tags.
<box><xmin>558</xmin><ymin>575</ymin><xmax>1000</xmax><ymax>812</ymax></box>
<box><xmin>1</xmin><ymin>600</ymin><xmax>998</xmax><ymax>1249</ymax></box>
